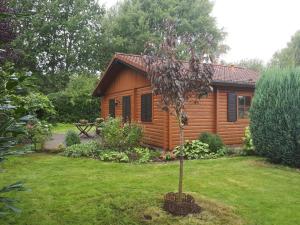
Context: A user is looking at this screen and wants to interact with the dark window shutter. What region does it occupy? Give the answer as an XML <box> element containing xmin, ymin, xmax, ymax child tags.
<box><xmin>141</xmin><ymin>94</ymin><xmax>152</xmax><ymax>122</ymax></box>
<box><xmin>227</xmin><ymin>92</ymin><xmax>237</xmax><ymax>122</ymax></box>
<box><xmin>122</xmin><ymin>96</ymin><xmax>131</xmax><ymax>122</ymax></box>
<box><xmin>109</xmin><ymin>99</ymin><xmax>115</xmax><ymax>118</ymax></box>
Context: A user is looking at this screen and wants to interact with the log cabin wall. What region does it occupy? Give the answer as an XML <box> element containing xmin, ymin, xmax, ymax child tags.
<box><xmin>101</xmin><ymin>68</ymin><xmax>167</xmax><ymax>149</ymax></box>
<box><xmin>216</xmin><ymin>87</ymin><xmax>254</xmax><ymax>145</ymax></box>
<box><xmin>100</xmin><ymin>67</ymin><xmax>254</xmax><ymax>150</ymax></box>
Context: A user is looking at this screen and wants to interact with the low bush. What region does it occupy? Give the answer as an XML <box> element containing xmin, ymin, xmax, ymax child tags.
<box><xmin>242</xmin><ymin>126</ymin><xmax>255</xmax><ymax>155</ymax></box>
<box><xmin>62</xmin><ymin>141</ymin><xmax>99</xmax><ymax>158</ymax></box>
<box><xmin>174</xmin><ymin>140</ymin><xmax>217</xmax><ymax>160</ymax></box>
<box><xmin>129</xmin><ymin>147</ymin><xmax>152</xmax><ymax>163</ymax></box>
<box><xmin>26</xmin><ymin>119</ymin><xmax>52</xmax><ymax>151</ymax></box>
<box><xmin>98</xmin><ymin>151</ymin><xmax>129</xmax><ymax>163</ymax></box>
<box><xmin>65</xmin><ymin>130</ymin><xmax>81</xmax><ymax>147</ymax></box>
<box><xmin>217</xmin><ymin>146</ymin><xmax>243</xmax><ymax>156</ymax></box>
<box><xmin>123</xmin><ymin>123</ymin><xmax>143</xmax><ymax>149</ymax></box>
<box><xmin>100</xmin><ymin>117</ymin><xmax>143</xmax><ymax>150</ymax></box>
<box><xmin>198</xmin><ymin>132</ymin><xmax>224</xmax><ymax>152</ymax></box>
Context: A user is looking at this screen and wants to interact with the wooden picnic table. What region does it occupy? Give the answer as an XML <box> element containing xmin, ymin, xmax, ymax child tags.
<box><xmin>74</xmin><ymin>122</ymin><xmax>95</xmax><ymax>138</ymax></box>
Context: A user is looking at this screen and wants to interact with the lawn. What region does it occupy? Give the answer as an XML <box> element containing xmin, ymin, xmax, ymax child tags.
<box><xmin>52</xmin><ymin>123</ymin><xmax>96</xmax><ymax>134</ymax></box>
<box><xmin>0</xmin><ymin>155</ymin><xmax>299</xmax><ymax>225</ymax></box>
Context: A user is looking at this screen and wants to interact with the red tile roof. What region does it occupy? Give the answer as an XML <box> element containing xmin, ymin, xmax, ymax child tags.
<box><xmin>115</xmin><ymin>53</ymin><xmax>259</xmax><ymax>85</ymax></box>
<box><xmin>93</xmin><ymin>53</ymin><xmax>260</xmax><ymax>96</ymax></box>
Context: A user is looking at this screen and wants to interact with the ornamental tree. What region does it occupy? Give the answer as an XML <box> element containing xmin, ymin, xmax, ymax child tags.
<box><xmin>143</xmin><ymin>20</ymin><xmax>214</xmax><ymax>202</ymax></box>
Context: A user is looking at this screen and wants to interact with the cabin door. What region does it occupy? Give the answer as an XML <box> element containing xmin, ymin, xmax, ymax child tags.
<box><xmin>122</xmin><ymin>96</ymin><xmax>131</xmax><ymax>122</ymax></box>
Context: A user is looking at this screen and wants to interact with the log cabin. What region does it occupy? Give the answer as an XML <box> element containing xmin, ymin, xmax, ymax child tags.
<box><xmin>93</xmin><ymin>53</ymin><xmax>260</xmax><ymax>150</ymax></box>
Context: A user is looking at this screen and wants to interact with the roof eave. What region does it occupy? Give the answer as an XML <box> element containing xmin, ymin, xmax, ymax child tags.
<box><xmin>212</xmin><ymin>80</ymin><xmax>256</xmax><ymax>89</ymax></box>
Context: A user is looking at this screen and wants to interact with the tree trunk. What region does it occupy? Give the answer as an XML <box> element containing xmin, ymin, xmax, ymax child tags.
<box><xmin>178</xmin><ymin>116</ymin><xmax>184</xmax><ymax>202</ymax></box>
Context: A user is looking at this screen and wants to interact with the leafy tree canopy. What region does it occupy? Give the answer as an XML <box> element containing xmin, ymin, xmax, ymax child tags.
<box><xmin>104</xmin><ymin>0</ymin><xmax>227</xmax><ymax>62</ymax></box>
<box><xmin>226</xmin><ymin>58</ymin><xmax>265</xmax><ymax>72</ymax></box>
<box><xmin>10</xmin><ymin>0</ymin><xmax>106</xmax><ymax>93</ymax></box>
<box><xmin>270</xmin><ymin>30</ymin><xmax>300</xmax><ymax>68</ymax></box>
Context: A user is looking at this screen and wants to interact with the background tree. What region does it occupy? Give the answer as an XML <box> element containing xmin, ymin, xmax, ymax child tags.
<box><xmin>48</xmin><ymin>74</ymin><xmax>99</xmax><ymax>123</ymax></box>
<box><xmin>10</xmin><ymin>0</ymin><xmax>106</xmax><ymax>93</ymax></box>
<box><xmin>105</xmin><ymin>0</ymin><xmax>227</xmax><ymax>63</ymax></box>
<box><xmin>269</xmin><ymin>30</ymin><xmax>300</xmax><ymax>68</ymax></box>
<box><xmin>250</xmin><ymin>68</ymin><xmax>300</xmax><ymax>167</ymax></box>
<box><xmin>232</xmin><ymin>58</ymin><xmax>265</xmax><ymax>72</ymax></box>
<box><xmin>143</xmin><ymin>20</ymin><xmax>214</xmax><ymax>208</ymax></box>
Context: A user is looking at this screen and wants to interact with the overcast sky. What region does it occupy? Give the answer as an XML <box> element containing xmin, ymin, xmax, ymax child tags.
<box><xmin>99</xmin><ymin>0</ymin><xmax>300</xmax><ymax>64</ymax></box>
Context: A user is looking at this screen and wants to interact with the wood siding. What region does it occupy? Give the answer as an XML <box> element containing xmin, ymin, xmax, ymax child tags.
<box><xmin>101</xmin><ymin>68</ymin><xmax>167</xmax><ymax>148</ymax></box>
<box><xmin>100</xmin><ymin>68</ymin><xmax>254</xmax><ymax>150</ymax></box>
<box><xmin>217</xmin><ymin>88</ymin><xmax>254</xmax><ymax>145</ymax></box>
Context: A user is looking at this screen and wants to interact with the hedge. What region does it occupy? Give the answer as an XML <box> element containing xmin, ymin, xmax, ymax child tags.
<box><xmin>250</xmin><ymin>68</ymin><xmax>300</xmax><ymax>167</ymax></box>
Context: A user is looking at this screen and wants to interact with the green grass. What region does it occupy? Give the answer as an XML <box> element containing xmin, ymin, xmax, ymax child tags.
<box><xmin>51</xmin><ymin>123</ymin><xmax>77</xmax><ymax>133</ymax></box>
<box><xmin>52</xmin><ymin>123</ymin><xmax>96</xmax><ymax>134</ymax></box>
<box><xmin>1</xmin><ymin>155</ymin><xmax>299</xmax><ymax>225</ymax></box>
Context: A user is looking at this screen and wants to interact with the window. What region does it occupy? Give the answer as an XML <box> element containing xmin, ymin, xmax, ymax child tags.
<box><xmin>238</xmin><ymin>96</ymin><xmax>251</xmax><ymax>118</ymax></box>
<box><xmin>141</xmin><ymin>93</ymin><xmax>152</xmax><ymax>122</ymax></box>
<box><xmin>122</xmin><ymin>96</ymin><xmax>131</xmax><ymax>122</ymax></box>
<box><xmin>227</xmin><ymin>92</ymin><xmax>237</xmax><ymax>122</ymax></box>
<box><xmin>108</xmin><ymin>99</ymin><xmax>115</xmax><ymax>118</ymax></box>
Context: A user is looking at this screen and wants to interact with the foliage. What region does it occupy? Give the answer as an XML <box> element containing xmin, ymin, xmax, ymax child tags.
<box><xmin>65</xmin><ymin>130</ymin><xmax>80</xmax><ymax>147</ymax></box>
<box><xmin>11</xmin><ymin>0</ymin><xmax>107</xmax><ymax>92</ymax></box>
<box><xmin>174</xmin><ymin>140</ymin><xmax>217</xmax><ymax>160</ymax></box>
<box><xmin>100</xmin><ymin>117</ymin><xmax>143</xmax><ymax>150</ymax></box>
<box><xmin>48</xmin><ymin>74</ymin><xmax>99</xmax><ymax>123</ymax></box>
<box><xmin>17</xmin><ymin>93</ymin><xmax>56</xmax><ymax>120</ymax></box>
<box><xmin>0</xmin><ymin>182</ymin><xmax>25</xmax><ymax>215</ymax></box>
<box><xmin>216</xmin><ymin>146</ymin><xmax>241</xmax><ymax>157</ymax></box>
<box><xmin>270</xmin><ymin>30</ymin><xmax>300</xmax><ymax>68</ymax></box>
<box><xmin>62</xmin><ymin>141</ymin><xmax>99</xmax><ymax>158</ymax></box>
<box><xmin>250</xmin><ymin>68</ymin><xmax>300</xmax><ymax>167</ymax></box>
<box><xmin>98</xmin><ymin>151</ymin><xmax>129</xmax><ymax>163</ymax></box>
<box><xmin>198</xmin><ymin>132</ymin><xmax>224</xmax><ymax>153</ymax></box>
<box><xmin>129</xmin><ymin>147</ymin><xmax>152</xmax><ymax>163</ymax></box>
<box><xmin>0</xmin><ymin>63</ymin><xmax>28</xmax><ymax>215</ymax></box>
<box><xmin>242</xmin><ymin>126</ymin><xmax>255</xmax><ymax>155</ymax></box>
<box><xmin>122</xmin><ymin>123</ymin><xmax>143</xmax><ymax>149</ymax></box>
<box><xmin>231</xmin><ymin>58</ymin><xmax>265</xmax><ymax>72</ymax></box>
<box><xmin>26</xmin><ymin>119</ymin><xmax>52</xmax><ymax>151</ymax></box>
<box><xmin>104</xmin><ymin>0</ymin><xmax>227</xmax><ymax>62</ymax></box>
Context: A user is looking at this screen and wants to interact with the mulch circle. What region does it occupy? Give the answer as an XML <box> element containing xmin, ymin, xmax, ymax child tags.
<box><xmin>163</xmin><ymin>192</ymin><xmax>201</xmax><ymax>216</ymax></box>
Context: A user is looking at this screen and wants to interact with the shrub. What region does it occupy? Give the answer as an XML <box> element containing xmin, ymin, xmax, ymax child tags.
<box><xmin>243</xmin><ymin>126</ymin><xmax>255</xmax><ymax>155</ymax></box>
<box><xmin>250</xmin><ymin>68</ymin><xmax>300</xmax><ymax>167</ymax></box>
<box><xmin>48</xmin><ymin>74</ymin><xmax>99</xmax><ymax>123</ymax></box>
<box><xmin>100</xmin><ymin>117</ymin><xmax>124</xmax><ymax>149</ymax></box>
<box><xmin>123</xmin><ymin>123</ymin><xmax>143</xmax><ymax>148</ymax></box>
<box><xmin>130</xmin><ymin>147</ymin><xmax>151</xmax><ymax>163</ymax></box>
<box><xmin>62</xmin><ymin>141</ymin><xmax>99</xmax><ymax>158</ymax></box>
<box><xmin>198</xmin><ymin>132</ymin><xmax>224</xmax><ymax>152</ymax></box>
<box><xmin>174</xmin><ymin>140</ymin><xmax>216</xmax><ymax>160</ymax></box>
<box><xmin>217</xmin><ymin>146</ymin><xmax>242</xmax><ymax>156</ymax></box>
<box><xmin>98</xmin><ymin>151</ymin><xmax>129</xmax><ymax>163</ymax></box>
<box><xmin>26</xmin><ymin>119</ymin><xmax>52</xmax><ymax>151</ymax></box>
<box><xmin>100</xmin><ymin>117</ymin><xmax>143</xmax><ymax>150</ymax></box>
<box><xmin>65</xmin><ymin>130</ymin><xmax>81</xmax><ymax>147</ymax></box>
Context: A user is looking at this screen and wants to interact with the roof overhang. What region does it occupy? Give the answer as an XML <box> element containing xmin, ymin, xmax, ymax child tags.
<box><xmin>93</xmin><ymin>54</ymin><xmax>258</xmax><ymax>97</ymax></box>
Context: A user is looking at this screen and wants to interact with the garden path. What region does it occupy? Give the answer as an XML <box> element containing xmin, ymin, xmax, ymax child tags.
<box><xmin>44</xmin><ymin>133</ymin><xmax>96</xmax><ymax>151</ymax></box>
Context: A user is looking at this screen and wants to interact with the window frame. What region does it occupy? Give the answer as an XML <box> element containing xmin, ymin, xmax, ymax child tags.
<box><xmin>108</xmin><ymin>98</ymin><xmax>115</xmax><ymax>118</ymax></box>
<box><xmin>238</xmin><ymin>95</ymin><xmax>251</xmax><ymax>119</ymax></box>
<box><xmin>122</xmin><ymin>95</ymin><xmax>131</xmax><ymax>122</ymax></box>
<box><xmin>141</xmin><ymin>93</ymin><xmax>153</xmax><ymax>123</ymax></box>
